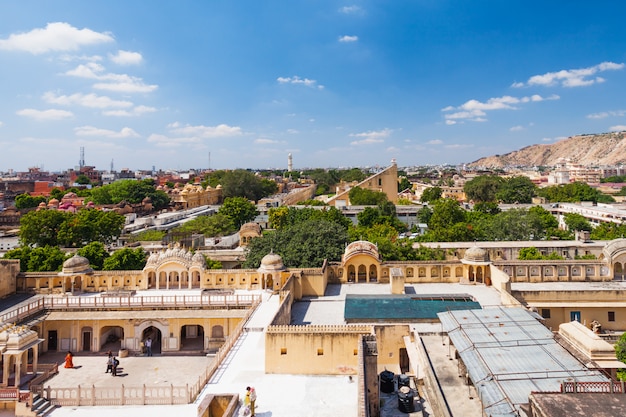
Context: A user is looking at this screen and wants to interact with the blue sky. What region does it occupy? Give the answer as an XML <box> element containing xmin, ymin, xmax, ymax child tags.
<box><xmin>1</xmin><ymin>1</ymin><xmax>626</xmax><ymax>172</ymax></box>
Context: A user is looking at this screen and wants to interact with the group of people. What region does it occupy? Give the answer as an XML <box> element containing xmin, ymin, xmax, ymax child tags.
<box><xmin>243</xmin><ymin>386</ymin><xmax>257</xmax><ymax>416</ymax></box>
<box><xmin>105</xmin><ymin>351</ymin><xmax>120</xmax><ymax>376</ymax></box>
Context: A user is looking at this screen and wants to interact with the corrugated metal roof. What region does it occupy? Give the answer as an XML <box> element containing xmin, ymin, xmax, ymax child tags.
<box><xmin>438</xmin><ymin>307</ymin><xmax>609</xmax><ymax>417</ymax></box>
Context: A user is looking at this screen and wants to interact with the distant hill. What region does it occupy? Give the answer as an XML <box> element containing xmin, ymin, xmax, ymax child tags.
<box><xmin>469</xmin><ymin>131</ymin><xmax>626</xmax><ymax>168</ymax></box>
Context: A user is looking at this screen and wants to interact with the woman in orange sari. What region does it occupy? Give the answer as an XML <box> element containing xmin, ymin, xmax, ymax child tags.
<box><xmin>64</xmin><ymin>351</ymin><xmax>74</xmax><ymax>368</ymax></box>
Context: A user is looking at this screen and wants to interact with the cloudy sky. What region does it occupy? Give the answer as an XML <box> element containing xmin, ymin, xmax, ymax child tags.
<box><xmin>1</xmin><ymin>1</ymin><xmax>626</xmax><ymax>172</ymax></box>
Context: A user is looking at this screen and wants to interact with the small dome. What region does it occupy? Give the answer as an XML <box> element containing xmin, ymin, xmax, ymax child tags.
<box><xmin>343</xmin><ymin>240</ymin><xmax>380</xmax><ymax>263</ymax></box>
<box><xmin>192</xmin><ymin>252</ymin><xmax>206</xmax><ymax>267</ymax></box>
<box><xmin>464</xmin><ymin>246</ymin><xmax>488</xmax><ymax>263</ymax></box>
<box><xmin>61</xmin><ymin>254</ymin><xmax>93</xmax><ymax>275</ymax></box>
<box><xmin>258</xmin><ymin>251</ymin><xmax>285</xmax><ymax>272</ymax></box>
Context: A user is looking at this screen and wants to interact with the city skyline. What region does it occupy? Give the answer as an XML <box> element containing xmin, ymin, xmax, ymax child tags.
<box><xmin>1</xmin><ymin>1</ymin><xmax>626</xmax><ymax>172</ymax></box>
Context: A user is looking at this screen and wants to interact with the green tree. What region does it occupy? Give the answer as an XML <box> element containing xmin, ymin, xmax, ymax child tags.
<box><xmin>56</xmin><ymin>209</ymin><xmax>125</xmax><ymax>247</ymax></box>
<box><xmin>590</xmin><ymin>222</ymin><xmax>626</xmax><ymax>240</ymax></box>
<box><xmin>537</xmin><ymin>182</ymin><xmax>614</xmax><ymax>204</ymax></box>
<box><xmin>398</xmin><ymin>177</ymin><xmax>412</xmax><ymax>192</ymax></box>
<box><xmin>103</xmin><ymin>247</ymin><xmax>147</xmax><ymax>270</ymax></box>
<box><xmin>77</xmin><ymin>241</ymin><xmax>110</xmax><ymax>270</ymax></box>
<box><xmin>19</xmin><ymin>209</ymin><xmax>70</xmax><ymax>247</ymax></box>
<box><xmin>496</xmin><ymin>176</ymin><xmax>536</xmax><ymax>204</ymax></box>
<box><xmin>518</xmin><ymin>247</ymin><xmax>543</xmax><ymax>260</ymax></box>
<box><xmin>89</xmin><ymin>179</ymin><xmax>170</xmax><ymax>209</ymax></box>
<box><xmin>75</xmin><ymin>174</ymin><xmax>91</xmax><ymax>185</ymax></box>
<box><xmin>243</xmin><ymin>219</ymin><xmax>348</xmax><ymax>268</ymax></box>
<box><xmin>616</xmin><ymin>332</ymin><xmax>626</xmax><ymax>380</ymax></box>
<box><xmin>2</xmin><ymin>246</ymin><xmax>32</xmax><ymax>272</ymax></box>
<box><xmin>173</xmin><ymin>213</ymin><xmax>236</xmax><ymax>237</ymax></box>
<box><xmin>27</xmin><ymin>246</ymin><xmax>69</xmax><ymax>272</ymax></box>
<box><xmin>298</xmin><ymin>199</ymin><xmax>327</xmax><ymax>206</ymax></box>
<box><xmin>14</xmin><ymin>194</ymin><xmax>46</xmax><ymax>210</ymax></box>
<box><xmin>428</xmin><ymin>198</ymin><xmax>466</xmax><ymax>230</ymax></box>
<box><xmin>417</xmin><ymin>206</ymin><xmax>433</xmax><ymax>224</ymax></box>
<box><xmin>341</xmin><ymin>168</ymin><xmax>367</xmax><ymax>183</ymax></box>
<box><xmin>268</xmin><ymin>206</ymin><xmax>351</xmax><ymax>231</ymax></box>
<box><xmin>130</xmin><ymin>230</ymin><xmax>167</xmax><ymax>242</ymax></box>
<box><xmin>464</xmin><ymin>175</ymin><xmax>504</xmax><ymax>202</ymax></box>
<box><xmin>348</xmin><ymin>187</ymin><xmax>388</xmax><ymax>205</ymax></box>
<box><xmin>420</xmin><ymin>187</ymin><xmax>442</xmax><ymax>203</ymax></box>
<box><xmin>564</xmin><ymin>213</ymin><xmax>593</xmax><ymax>232</ymax></box>
<box><xmin>220</xmin><ymin>170</ymin><xmax>276</xmax><ymax>202</ymax></box>
<box><xmin>473</xmin><ymin>202</ymin><xmax>501</xmax><ymax>215</ymax></box>
<box><xmin>219</xmin><ymin>197</ymin><xmax>259</xmax><ymax>228</ymax></box>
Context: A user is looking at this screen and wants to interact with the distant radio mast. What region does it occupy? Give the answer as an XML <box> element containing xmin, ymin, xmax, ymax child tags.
<box><xmin>110</xmin><ymin>159</ymin><xmax>114</xmax><ymax>173</ymax></box>
<box><xmin>79</xmin><ymin>147</ymin><xmax>85</xmax><ymax>169</ymax></box>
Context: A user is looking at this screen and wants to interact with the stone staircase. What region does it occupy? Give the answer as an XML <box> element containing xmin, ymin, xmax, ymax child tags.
<box><xmin>30</xmin><ymin>394</ymin><xmax>56</xmax><ymax>417</ymax></box>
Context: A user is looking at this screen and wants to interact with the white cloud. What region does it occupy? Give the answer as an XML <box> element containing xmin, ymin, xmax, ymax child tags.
<box><xmin>16</xmin><ymin>108</ymin><xmax>73</xmax><ymax>121</ymax></box>
<box><xmin>427</xmin><ymin>139</ymin><xmax>443</xmax><ymax>145</ymax></box>
<box><xmin>277</xmin><ymin>76</ymin><xmax>324</xmax><ymax>89</ymax></box>
<box><xmin>255</xmin><ymin>138</ymin><xmax>279</xmax><ymax>144</ymax></box>
<box><xmin>445</xmin><ymin>144</ymin><xmax>474</xmax><ymax>149</ymax></box>
<box><xmin>349</xmin><ymin>128</ymin><xmax>391</xmax><ymax>145</ymax></box>
<box><xmin>514</xmin><ymin>61</ymin><xmax>624</xmax><ymax>88</ymax></box>
<box><xmin>339</xmin><ymin>5</ymin><xmax>363</xmax><ymax>14</ymax></box>
<box><xmin>43</xmin><ymin>92</ymin><xmax>133</xmax><ymax>109</ymax></box>
<box><xmin>0</xmin><ymin>121</ymin><xmax>3</xmax><ymax>127</ymax></box>
<box><xmin>167</xmin><ymin>122</ymin><xmax>242</xmax><ymax>138</ymax></box>
<box><xmin>0</xmin><ymin>22</ymin><xmax>113</xmax><ymax>54</ymax></box>
<box><xmin>110</xmin><ymin>50</ymin><xmax>143</xmax><ymax>65</ymax></box>
<box><xmin>74</xmin><ymin>126</ymin><xmax>140</xmax><ymax>138</ymax></box>
<box><xmin>609</xmin><ymin>125</ymin><xmax>626</xmax><ymax>132</ymax></box>
<box><xmin>339</xmin><ymin>35</ymin><xmax>358</xmax><ymax>43</ymax></box>
<box><xmin>442</xmin><ymin>94</ymin><xmax>558</xmax><ymax>123</ymax></box>
<box><xmin>510</xmin><ymin>125</ymin><xmax>524</xmax><ymax>132</ymax></box>
<box><xmin>65</xmin><ymin>62</ymin><xmax>106</xmax><ymax>78</ymax></box>
<box><xmin>65</xmin><ymin>64</ymin><xmax>158</xmax><ymax>93</ymax></box>
<box><xmin>102</xmin><ymin>105</ymin><xmax>157</xmax><ymax>117</ymax></box>
<box><xmin>93</xmin><ymin>79</ymin><xmax>158</xmax><ymax>93</ymax></box>
<box><xmin>147</xmin><ymin>133</ymin><xmax>184</xmax><ymax>147</ymax></box>
<box><xmin>587</xmin><ymin>110</ymin><xmax>626</xmax><ymax>119</ymax></box>
<box><xmin>286</xmin><ymin>129</ymin><xmax>299</xmax><ymax>134</ymax></box>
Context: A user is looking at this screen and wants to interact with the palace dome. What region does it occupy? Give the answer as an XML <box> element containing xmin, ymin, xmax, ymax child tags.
<box><xmin>463</xmin><ymin>246</ymin><xmax>488</xmax><ymax>263</ymax></box>
<box><xmin>61</xmin><ymin>254</ymin><xmax>93</xmax><ymax>275</ymax></box>
<box><xmin>258</xmin><ymin>251</ymin><xmax>285</xmax><ymax>272</ymax></box>
<box><xmin>343</xmin><ymin>240</ymin><xmax>380</xmax><ymax>263</ymax></box>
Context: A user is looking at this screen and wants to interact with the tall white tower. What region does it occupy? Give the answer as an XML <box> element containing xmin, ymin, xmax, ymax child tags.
<box><xmin>288</xmin><ymin>153</ymin><xmax>293</xmax><ymax>172</ymax></box>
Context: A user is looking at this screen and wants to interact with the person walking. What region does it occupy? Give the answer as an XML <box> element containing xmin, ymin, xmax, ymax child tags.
<box><xmin>111</xmin><ymin>356</ymin><xmax>119</xmax><ymax>376</ymax></box>
<box><xmin>106</xmin><ymin>352</ymin><xmax>114</xmax><ymax>373</ymax></box>
<box><xmin>145</xmin><ymin>337</ymin><xmax>153</xmax><ymax>356</ymax></box>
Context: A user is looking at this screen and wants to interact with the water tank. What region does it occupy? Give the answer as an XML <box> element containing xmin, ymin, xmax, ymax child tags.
<box><xmin>398</xmin><ymin>374</ymin><xmax>410</xmax><ymax>389</ymax></box>
<box><xmin>380</xmin><ymin>370</ymin><xmax>395</xmax><ymax>393</ymax></box>
<box><xmin>397</xmin><ymin>386</ymin><xmax>415</xmax><ymax>413</ymax></box>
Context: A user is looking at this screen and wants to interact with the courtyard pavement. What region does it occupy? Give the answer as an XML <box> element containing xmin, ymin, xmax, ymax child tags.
<box><xmin>20</xmin><ymin>283</ymin><xmax>497</xmax><ymax>417</ymax></box>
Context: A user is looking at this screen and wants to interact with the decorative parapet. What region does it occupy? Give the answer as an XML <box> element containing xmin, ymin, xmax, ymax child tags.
<box><xmin>266</xmin><ymin>324</ymin><xmax>372</xmax><ymax>334</ymax></box>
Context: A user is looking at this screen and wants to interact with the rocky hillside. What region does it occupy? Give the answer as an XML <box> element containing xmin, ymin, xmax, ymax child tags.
<box><xmin>469</xmin><ymin>132</ymin><xmax>626</xmax><ymax>168</ymax></box>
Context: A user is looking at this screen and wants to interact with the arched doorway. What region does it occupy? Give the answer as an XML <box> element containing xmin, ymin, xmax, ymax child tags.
<box><xmin>614</xmin><ymin>262</ymin><xmax>624</xmax><ymax>281</ymax></box>
<box><xmin>142</xmin><ymin>326</ymin><xmax>162</xmax><ymax>355</ymax></box>
<box><xmin>347</xmin><ymin>265</ymin><xmax>356</xmax><ymax>282</ymax></box>
<box><xmin>358</xmin><ymin>265</ymin><xmax>367</xmax><ymax>282</ymax></box>
<box><xmin>180</xmin><ymin>325</ymin><xmax>205</xmax><ymax>352</ymax></box>
<box><xmin>100</xmin><ymin>326</ymin><xmax>124</xmax><ymax>352</ymax></box>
